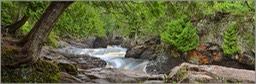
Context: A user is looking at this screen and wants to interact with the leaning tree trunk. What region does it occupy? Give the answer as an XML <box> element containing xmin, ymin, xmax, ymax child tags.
<box><xmin>5</xmin><ymin>15</ymin><xmax>30</xmax><ymax>34</ymax></box>
<box><xmin>10</xmin><ymin>1</ymin><xmax>74</xmax><ymax>67</ymax></box>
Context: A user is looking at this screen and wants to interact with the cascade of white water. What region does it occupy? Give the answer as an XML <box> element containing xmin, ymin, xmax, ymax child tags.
<box><xmin>58</xmin><ymin>45</ymin><xmax>149</xmax><ymax>73</ymax></box>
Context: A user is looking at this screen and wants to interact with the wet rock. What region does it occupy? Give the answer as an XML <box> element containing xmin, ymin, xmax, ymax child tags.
<box><xmin>125</xmin><ymin>37</ymin><xmax>160</xmax><ymax>59</ymax></box>
<box><xmin>74</xmin><ymin>57</ymin><xmax>107</xmax><ymax>69</ymax></box>
<box><xmin>168</xmin><ymin>62</ymin><xmax>255</xmax><ymax>83</ymax></box>
<box><xmin>146</xmin><ymin>55</ymin><xmax>183</xmax><ymax>74</ymax></box>
<box><xmin>93</xmin><ymin>36</ymin><xmax>109</xmax><ymax>48</ymax></box>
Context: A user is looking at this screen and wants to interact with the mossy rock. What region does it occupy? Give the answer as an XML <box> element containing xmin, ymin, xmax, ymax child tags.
<box><xmin>170</xmin><ymin>65</ymin><xmax>189</xmax><ymax>82</ymax></box>
<box><xmin>1</xmin><ymin>59</ymin><xmax>61</xmax><ymax>83</ymax></box>
<box><xmin>1</xmin><ymin>44</ymin><xmax>20</xmax><ymax>65</ymax></box>
<box><xmin>58</xmin><ymin>63</ymin><xmax>78</xmax><ymax>75</ymax></box>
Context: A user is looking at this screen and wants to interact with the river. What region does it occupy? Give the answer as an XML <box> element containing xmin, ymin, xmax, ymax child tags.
<box><xmin>58</xmin><ymin>45</ymin><xmax>149</xmax><ymax>73</ymax></box>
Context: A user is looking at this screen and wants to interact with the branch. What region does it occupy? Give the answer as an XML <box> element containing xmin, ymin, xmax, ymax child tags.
<box><xmin>245</xmin><ymin>1</ymin><xmax>255</xmax><ymax>11</ymax></box>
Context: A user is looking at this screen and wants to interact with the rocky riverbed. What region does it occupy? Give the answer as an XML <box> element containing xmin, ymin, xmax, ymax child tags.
<box><xmin>38</xmin><ymin>36</ymin><xmax>255</xmax><ymax>83</ymax></box>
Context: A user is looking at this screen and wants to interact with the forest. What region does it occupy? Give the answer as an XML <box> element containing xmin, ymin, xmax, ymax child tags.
<box><xmin>1</xmin><ymin>1</ymin><xmax>255</xmax><ymax>83</ymax></box>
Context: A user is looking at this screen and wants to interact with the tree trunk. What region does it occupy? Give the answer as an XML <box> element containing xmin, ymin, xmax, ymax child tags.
<box><xmin>11</xmin><ymin>1</ymin><xmax>73</xmax><ymax>67</ymax></box>
<box><xmin>5</xmin><ymin>15</ymin><xmax>30</xmax><ymax>34</ymax></box>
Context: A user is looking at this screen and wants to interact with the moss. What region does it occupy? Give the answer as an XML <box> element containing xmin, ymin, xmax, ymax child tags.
<box><xmin>1</xmin><ymin>44</ymin><xmax>20</xmax><ymax>65</ymax></box>
<box><xmin>176</xmin><ymin>65</ymin><xmax>188</xmax><ymax>80</ymax></box>
<box><xmin>58</xmin><ymin>63</ymin><xmax>78</xmax><ymax>75</ymax></box>
<box><xmin>1</xmin><ymin>59</ymin><xmax>61</xmax><ymax>83</ymax></box>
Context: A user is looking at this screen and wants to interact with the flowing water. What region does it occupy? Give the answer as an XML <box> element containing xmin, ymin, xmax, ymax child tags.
<box><xmin>58</xmin><ymin>45</ymin><xmax>149</xmax><ymax>73</ymax></box>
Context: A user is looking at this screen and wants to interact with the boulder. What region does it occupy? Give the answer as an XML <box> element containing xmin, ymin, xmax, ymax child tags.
<box><xmin>93</xmin><ymin>36</ymin><xmax>109</xmax><ymax>48</ymax></box>
<box><xmin>125</xmin><ymin>37</ymin><xmax>160</xmax><ymax>60</ymax></box>
<box><xmin>168</xmin><ymin>62</ymin><xmax>255</xmax><ymax>83</ymax></box>
<box><xmin>146</xmin><ymin>55</ymin><xmax>183</xmax><ymax>74</ymax></box>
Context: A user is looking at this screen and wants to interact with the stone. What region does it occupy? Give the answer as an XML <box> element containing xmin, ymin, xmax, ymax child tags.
<box><xmin>93</xmin><ymin>36</ymin><xmax>109</xmax><ymax>48</ymax></box>
<box><xmin>83</xmin><ymin>68</ymin><xmax>164</xmax><ymax>83</ymax></box>
<box><xmin>75</xmin><ymin>57</ymin><xmax>107</xmax><ymax>69</ymax></box>
<box><xmin>125</xmin><ymin>37</ymin><xmax>160</xmax><ymax>59</ymax></box>
<box><xmin>168</xmin><ymin>62</ymin><xmax>255</xmax><ymax>83</ymax></box>
<box><xmin>146</xmin><ymin>55</ymin><xmax>183</xmax><ymax>74</ymax></box>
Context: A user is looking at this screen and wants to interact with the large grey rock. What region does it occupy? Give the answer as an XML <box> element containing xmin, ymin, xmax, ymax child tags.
<box><xmin>125</xmin><ymin>37</ymin><xmax>160</xmax><ymax>60</ymax></box>
<box><xmin>168</xmin><ymin>62</ymin><xmax>255</xmax><ymax>83</ymax></box>
<box><xmin>93</xmin><ymin>36</ymin><xmax>109</xmax><ymax>48</ymax></box>
<box><xmin>146</xmin><ymin>55</ymin><xmax>183</xmax><ymax>74</ymax></box>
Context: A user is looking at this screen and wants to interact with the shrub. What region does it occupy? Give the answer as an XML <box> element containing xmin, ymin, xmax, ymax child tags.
<box><xmin>19</xmin><ymin>21</ymin><xmax>32</xmax><ymax>35</ymax></box>
<box><xmin>222</xmin><ymin>22</ymin><xmax>240</xmax><ymax>56</ymax></box>
<box><xmin>161</xmin><ymin>17</ymin><xmax>199</xmax><ymax>52</ymax></box>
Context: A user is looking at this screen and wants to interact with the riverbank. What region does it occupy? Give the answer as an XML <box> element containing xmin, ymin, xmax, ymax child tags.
<box><xmin>1</xmin><ymin>33</ymin><xmax>255</xmax><ymax>83</ymax></box>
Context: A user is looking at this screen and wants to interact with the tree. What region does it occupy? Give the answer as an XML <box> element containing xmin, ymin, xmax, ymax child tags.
<box><xmin>222</xmin><ymin>22</ymin><xmax>240</xmax><ymax>56</ymax></box>
<box><xmin>161</xmin><ymin>16</ymin><xmax>199</xmax><ymax>52</ymax></box>
<box><xmin>7</xmin><ymin>1</ymin><xmax>74</xmax><ymax>67</ymax></box>
<box><xmin>2</xmin><ymin>1</ymin><xmax>49</xmax><ymax>34</ymax></box>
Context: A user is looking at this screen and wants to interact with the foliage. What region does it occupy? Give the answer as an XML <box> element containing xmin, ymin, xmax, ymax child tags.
<box><xmin>46</xmin><ymin>32</ymin><xmax>58</xmax><ymax>48</ymax></box>
<box><xmin>53</xmin><ymin>2</ymin><xmax>106</xmax><ymax>39</ymax></box>
<box><xmin>161</xmin><ymin>16</ymin><xmax>199</xmax><ymax>52</ymax></box>
<box><xmin>1</xmin><ymin>1</ymin><xmax>19</xmax><ymax>25</ymax></box>
<box><xmin>19</xmin><ymin>21</ymin><xmax>32</xmax><ymax>35</ymax></box>
<box><xmin>2</xmin><ymin>1</ymin><xmax>254</xmax><ymax>40</ymax></box>
<box><xmin>222</xmin><ymin>22</ymin><xmax>240</xmax><ymax>56</ymax></box>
